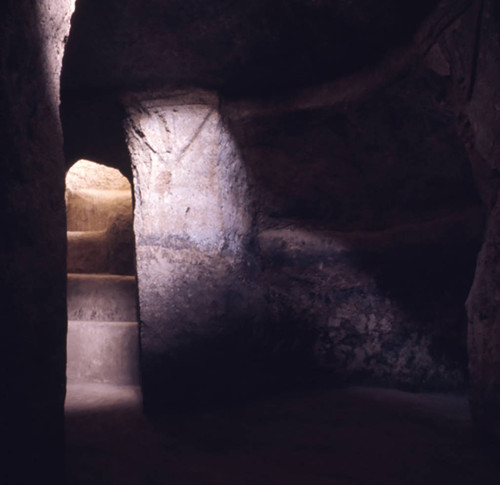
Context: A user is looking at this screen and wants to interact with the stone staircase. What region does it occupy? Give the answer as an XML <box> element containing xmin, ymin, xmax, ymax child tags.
<box><xmin>65</xmin><ymin>162</ymin><xmax>139</xmax><ymax>386</ymax></box>
<box><xmin>67</xmin><ymin>274</ymin><xmax>139</xmax><ymax>385</ymax></box>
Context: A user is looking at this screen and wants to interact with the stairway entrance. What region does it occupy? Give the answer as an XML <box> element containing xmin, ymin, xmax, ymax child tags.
<box><xmin>65</xmin><ymin>159</ymin><xmax>139</xmax><ymax>386</ymax></box>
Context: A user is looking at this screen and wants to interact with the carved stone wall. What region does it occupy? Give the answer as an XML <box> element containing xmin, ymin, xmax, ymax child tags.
<box><xmin>0</xmin><ymin>0</ymin><xmax>75</xmax><ymax>483</ymax></box>
<box><xmin>223</xmin><ymin>66</ymin><xmax>483</xmax><ymax>392</ymax></box>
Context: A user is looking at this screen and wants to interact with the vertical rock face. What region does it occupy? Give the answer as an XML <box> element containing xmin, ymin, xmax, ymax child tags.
<box><xmin>441</xmin><ymin>0</ymin><xmax>500</xmax><ymax>437</ymax></box>
<box><xmin>124</xmin><ymin>91</ymin><xmax>264</xmax><ymax>409</ymax></box>
<box><xmin>222</xmin><ymin>66</ymin><xmax>483</xmax><ymax>392</ymax></box>
<box><xmin>0</xmin><ymin>0</ymin><xmax>74</xmax><ymax>483</ymax></box>
<box><xmin>467</xmin><ymin>198</ymin><xmax>500</xmax><ymax>435</ymax></box>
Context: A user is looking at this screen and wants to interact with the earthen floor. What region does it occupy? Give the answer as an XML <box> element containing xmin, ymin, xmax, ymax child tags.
<box><xmin>65</xmin><ymin>384</ymin><xmax>500</xmax><ymax>484</ymax></box>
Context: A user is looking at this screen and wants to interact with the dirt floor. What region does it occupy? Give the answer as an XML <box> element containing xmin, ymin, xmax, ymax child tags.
<box><xmin>65</xmin><ymin>383</ymin><xmax>500</xmax><ymax>484</ymax></box>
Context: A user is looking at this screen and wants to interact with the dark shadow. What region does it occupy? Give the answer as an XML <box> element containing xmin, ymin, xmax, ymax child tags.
<box><xmin>65</xmin><ymin>384</ymin><xmax>500</xmax><ymax>484</ymax></box>
<box><xmin>60</xmin><ymin>0</ymin><xmax>440</xmax><ymax>98</ymax></box>
<box><xmin>61</xmin><ymin>89</ymin><xmax>133</xmax><ymax>182</ymax></box>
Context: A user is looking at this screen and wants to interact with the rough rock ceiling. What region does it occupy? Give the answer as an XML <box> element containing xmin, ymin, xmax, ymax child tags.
<box><xmin>62</xmin><ymin>0</ymin><xmax>440</xmax><ymax>96</ymax></box>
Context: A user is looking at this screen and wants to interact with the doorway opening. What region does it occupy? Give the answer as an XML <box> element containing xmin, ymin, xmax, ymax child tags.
<box><xmin>65</xmin><ymin>159</ymin><xmax>139</xmax><ymax>387</ymax></box>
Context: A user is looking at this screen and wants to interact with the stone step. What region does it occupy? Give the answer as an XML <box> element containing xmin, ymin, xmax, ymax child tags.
<box><xmin>67</xmin><ymin>230</ymin><xmax>108</xmax><ymax>274</ymax></box>
<box><xmin>67</xmin><ymin>273</ymin><xmax>137</xmax><ymax>322</ymax></box>
<box><xmin>67</xmin><ymin>230</ymin><xmax>136</xmax><ymax>275</ymax></box>
<box><xmin>67</xmin><ymin>320</ymin><xmax>139</xmax><ymax>385</ymax></box>
<box><xmin>66</xmin><ymin>188</ymin><xmax>132</xmax><ymax>232</ymax></box>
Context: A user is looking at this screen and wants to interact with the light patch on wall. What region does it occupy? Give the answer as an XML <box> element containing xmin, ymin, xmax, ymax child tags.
<box><xmin>124</xmin><ymin>91</ymin><xmax>251</xmax><ymax>255</ymax></box>
<box><xmin>35</xmin><ymin>0</ymin><xmax>77</xmax><ymax>110</ymax></box>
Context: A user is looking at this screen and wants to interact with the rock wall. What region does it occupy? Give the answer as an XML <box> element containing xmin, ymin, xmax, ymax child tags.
<box><xmin>438</xmin><ymin>0</ymin><xmax>500</xmax><ymax>437</ymax></box>
<box><xmin>223</xmin><ymin>66</ymin><xmax>483</xmax><ymax>392</ymax></box>
<box><xmin>0</xmin><ymin>0</ymin><xmax>74</xmax><ymax>483</ymax></box>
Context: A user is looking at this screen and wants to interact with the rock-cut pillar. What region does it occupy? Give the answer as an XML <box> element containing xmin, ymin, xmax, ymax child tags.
<box><xmin>124</xmin><ymin>90</ymin><xmax>260</xmax><ymax>410</ymax></box>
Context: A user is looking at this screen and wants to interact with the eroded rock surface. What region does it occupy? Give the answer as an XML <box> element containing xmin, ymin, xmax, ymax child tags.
<box><xmin>437</xmin><ymin>0</ymin><xmax>500</xmax><ymax>437</ymax></box>
<box><xmin>223</xmin><ymin>67</ymin><xmax>483</xmax><ymax>392</ymax></box>
<box><xmin>0</xmin><ymin>0</ymin><xmax>75</xmax><ymax>482</ymax></box>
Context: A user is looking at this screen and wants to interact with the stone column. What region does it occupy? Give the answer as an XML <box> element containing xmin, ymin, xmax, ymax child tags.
<box><xmin>124</xmin><ymin>91</ymin><xmax>261</xmax><ymax>410</ymax></box>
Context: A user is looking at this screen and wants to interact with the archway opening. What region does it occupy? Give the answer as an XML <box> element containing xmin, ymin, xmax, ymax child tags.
<box><xmin>65</xmin><ymin>159</ymin><xmax>139</xmax><ymax>387</ymax></box>
<box><xmin>66</xmin><ymin>159</ymin><xmax>135</xmax><ymax>275</ymax></box>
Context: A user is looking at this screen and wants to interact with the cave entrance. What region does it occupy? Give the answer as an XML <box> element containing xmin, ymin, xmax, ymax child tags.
<box><xmin>65</xmin><ymin>159</ymin><xmax>140</xmax><ymax>386</ymax></box>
